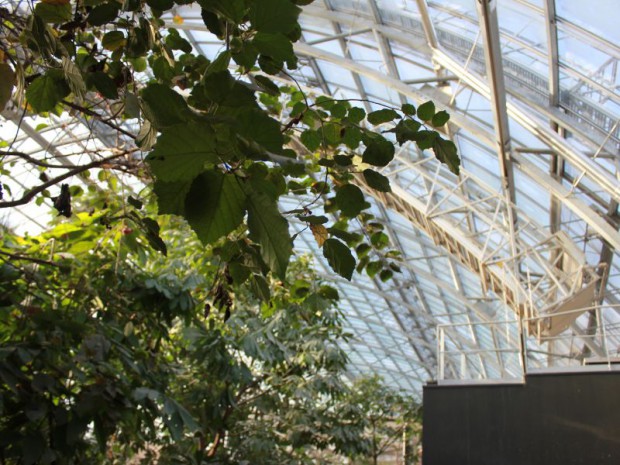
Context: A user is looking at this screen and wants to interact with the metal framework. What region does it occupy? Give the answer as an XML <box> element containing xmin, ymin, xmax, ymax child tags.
<box><xmin>2</xmin><ymin>0</ymin><xmax>619</xmax><ymax>395</ymax></box>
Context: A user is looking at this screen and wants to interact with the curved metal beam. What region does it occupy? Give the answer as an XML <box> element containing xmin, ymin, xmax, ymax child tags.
<box><xmin>299</xmin><ymin>5</ymin><xmax>620</xmax><ymax>201</ymax></box>
<box><xmin>292</xmin><ymin>41</ymin><xmax>620</xmax><ymax>250</ymax></box>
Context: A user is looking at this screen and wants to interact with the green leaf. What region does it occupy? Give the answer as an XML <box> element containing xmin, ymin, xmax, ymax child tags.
<box><xmin>87</xmin><ymin>2</ymin><xmax>120</xmax><ymax>26</ymax></box>
<box><xmin>363</xmin><ymin>169</ymin><xmax>391</xmax><ymax>192</ymax></box>
<box><xmin>323</xmin><ymin>238</ymin><xmax>355</xmax><ymax>281</ymax></box>
<box><xmin>233</xmin><ymin>42</ymin><xmax>259</xmax><ymax>70</ymax></box>
<box><xmin>401</xmin><ymin>103</ymin><xmax>416</xmax><ymax>116</ymax></box>
<box><xmin>141</xmin><ymin>217</ymin><xmax>167</xmax><ymax>255</ymax></box>
<box><xmin>254</xmin><ymin>75</ymin><xmax>280</xmax><ymax>96</ymax></box>
<box><xmin>328</xmin><ymin>227</ymin><xmax>362</xmax><ymax>246</ymax></box>
<box><xmin>347</xmin><ymin>107</ymin><xmax>366</xmax><ymax>123</ymax></box>
<box><xmin>366</xmin><ymin>260</ymin><xmax>382</xmax><ymax>278</ymax></box>
<box><xmin>124</xmin><ymin>91</ymin><xmax>141</xmax><ymax>118</ymax></box>
<box><xmin>315</xmin><ymin>96</ymin><xmax>334</xmax><ymax>110</ymax></box>
<box><xmin>195</xmin><ymin>70</ymin><xmax>255</xmax><ymax>108</ymax></box>
<box><xmin>250</xmin><ymin>0</ymin><xmax>301</xmax><ymax>34</ymax></box>
<box><xmin>371</xmin><ymin>231</ymin><xmax>389</xmax><ymax>249</ymax></box>
<box><xmin>367</xmin><ymin>108</ymin><xmax>400</xmax><ymax>125</ymax></box>
<box><xmin>253</xmin><ymin>32</ymin><xmax>295</xmax><ymax>62</ymax></box>
<box><xmin>246</xmin><ymin>189</ymin><xmax>292</xmax><ymax>279</ymax></box>
<box><xmin>335</xmin><ymin>184</ymin><xmax>365</xmax><ymax>218</ymax></box>
<box><xmin>141</xmin><ymin>83</ymin><xmax>191</xmax><ymax>129</ymax></box>
<box><xmin>127</xmin><ymin>196</ymin><xmax>143</xmax><ymax>209</ymax></box>
<box><xmin>185</xmin><ymin>171</ymin><xmax>247</xmax><ymax>245</ymax></box>
<box><xmin>22</xmin><ymin>432</ymin><xmax>45</xmax><ymax>465</ymax></box>
<box><xmin>412</xmin><ymin>130</ymin><xmax>437</xmax><ymax>150</ymax></box>
<box><xmin>101</xmin><ymin>31</ymin><xmax>125</xmax><ymax>51</ymax></box>
<box><xmin>199</xmin><ymin>0</ymin><xmax>247</xmax><ymax>23</ymax></box>
<box><xmin>26</xmin><ymin>70</ymin><xmax>70</xmax><ymax>113</ymax></box>
<box><xmin>34</xmin><ymin>2</ymin><xmax>72</xmax><ymax>23</ymax></box>
<box><xmin>86</xmin><ymin>72</ymin><xmax>118</xmax><ymax>99</ymax></box>
<box><xmin>249</xmin><ymin>273</ymin><xmax>271</xmax><ymax>301</ymax></box>
<box><xmin>330</xmin><ymin>103</ymin><xmax>347</xmax><ymax>119</ymax></box>
<box><xmin>334</xmin><ymin>154</ymin><xmax>353</xmax><ymax>166</ymax></box>
<box><xmin>201</xmin><ymin>8</ymin><xmax>225</xmax><ymax>37</ymax></box>
<box><xmin>432</xmin><ymin>138</ymin><xmax>460</xmax><ymax>175</ymax></box>
<box><xmin>417</xmin><ymin>100</ymin><xmax>435</xmax><ymax>121</ymax></box>
<box><xmin>342</xmin><ymin>126</ymin><xmax>363</xmax><ymax>149</ymax></box>
<box><xmin>318</xmin><ymin>285</ymin><xmax>339</xmax><ymax>300</ymax></box>
<box><xmin>300</xmin><ymin>129</ymin><xmax>321</xmax><ymax>152</ymax></box>
<box><xmin>236</xmin><ymin>110</ymin><xmax>284</xmax><ymax>153</ymax></box>
<box><xmin>356</xmin><ymin>242</ymin><xmax>371</xmax><ymax>258</ymax></box>
<box><xmin>321</xmin><ymin>123</ymin><xmax>340</xmax><ymax>145</ymax></box>
<box><xmin>62</xmin><ymin>57</ymin><xmax>87</xmax><ymax>101</ymax></box>
<box><xmin>380</xmin><ymin>269</ymin><xmax>394</xmax><ymax>282</ymax></box>
<box><xmin>165</xmin><ymin>28</ymin><xmax>192</xmax><ymax>53</ymax></box>
<box><xmin>146</xmin><ymin>0</ymin><xmax>174</xmax><ymax>10</ymax></box>
<box><xmin>205</xmin><ymin>53</ymin><xmax>232</xmax><ymax>78</ymax></box>
<box><xmin>362</xmin><ymin>137</ymin><xmax>394</xmax><ymax>167</ymax></box>
<box><xmin>153</xmin><ymin>179</ymin><xmax>193</xmax><ymax>216</ymax></box>
<box><xmin>0</xmin><ymin>63</ymin><xmax>16</xmax><ymax>111</ymax></box>
<box><xmin>297</xmin><ymin>215</ymin><xmax>328</xmax><ymax>224</ymax></box>
<box><xmin>393</xmin><ymin>119</ymin><xmax>421</xmax><ymax>145</ymax></box>
<box><xmin>173</xmin><ymin>400</ymin><xmax>200</xmax><ymax>432</ymax></box>
<box><xmin>432</xmin><ymin>110</ymin><xmax>450</xmax><ymax>127</ymax></box>
<box><xmin>146</xmin><ymin>121</ymin><xmax>219</xmax><ymax>182</ymax></box>
<box><xmin>152</xmin><ymin>56</ymin><xmax>175</xmax><ymax>83</ymax></box>
<box><xmin>229</xmin><ymin>262</ymin><xmax>251</xmax><ymax>284</ymax></box>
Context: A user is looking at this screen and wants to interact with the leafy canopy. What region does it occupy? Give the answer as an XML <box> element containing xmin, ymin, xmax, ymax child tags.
<box><xmin>0</xmin><ymin>193</ymin><xmax>420</xmax><ymax>464</ymax></box>
<box><xmin>0</xmin><ymin>0</ymin><xmax>459</xmax><ymax>286</ymax></box>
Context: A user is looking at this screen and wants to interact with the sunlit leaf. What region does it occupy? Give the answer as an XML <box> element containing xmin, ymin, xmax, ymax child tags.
<box><xmin>310</xmin><ymin>224</ymin><xmax>328</xmax><ymax>247</ymax></box>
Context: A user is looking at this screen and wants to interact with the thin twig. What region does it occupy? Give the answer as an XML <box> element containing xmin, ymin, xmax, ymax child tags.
<box><xmin>62</xmin><ymin>100</ymin><xmax>137</xmax><ymax>140</ymax></box>
<box><xmin>0</xmin><ymin>151</ymin><xmax>128</xmax><ymax>208</ymax></box>
<box><xmin>0</xmin><ymin>250</ymin><xmax>60</xmax><ymax>267</ymax></box>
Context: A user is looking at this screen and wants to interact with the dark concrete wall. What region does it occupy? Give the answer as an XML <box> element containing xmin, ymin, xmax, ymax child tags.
<box><xmin>423</xmin><ymin>371</ymin><xmax>620</xmax><ymax>465</ymax></box>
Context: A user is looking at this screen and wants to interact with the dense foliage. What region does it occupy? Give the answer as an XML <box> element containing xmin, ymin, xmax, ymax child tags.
<box><xmin>0</xmin><ymin>1</ymin><xmax>454</xmax><ymax>462</ymax></box>
<box><xmin>0</xmin><ymin>201</ymin><xmax>419</xmax><ymax>464</ymax></box>
<box><xmin>0</xmin><ymin>0</ymin><xmax>458</xmax><ymax>287</ymax></box>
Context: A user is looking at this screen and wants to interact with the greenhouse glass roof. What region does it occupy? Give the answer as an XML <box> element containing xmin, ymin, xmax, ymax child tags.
<box><xmin>2</xmin><ymin>0</ymin><xmax>619</xmax><ymax>398</ymax></box>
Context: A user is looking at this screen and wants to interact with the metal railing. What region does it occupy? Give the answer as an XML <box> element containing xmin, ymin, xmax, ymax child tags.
<box><xmin>437</xmin><ymin>319</ymin><xmax>524</xmax><ymax>383</ymax></box>
<box><xmin>436</xmin><ymin>304</ymin><xmax>620</xmax><ymax>383</ymax></box>
<box><xmin>523</xmin><ymin>304</ymin><xmax>620</xmax><ymax>372</ymax></box>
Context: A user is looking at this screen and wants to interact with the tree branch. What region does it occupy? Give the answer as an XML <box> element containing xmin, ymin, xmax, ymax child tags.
<box><xmin>0</xmin><ymin>250</ymin><xmax>60</xmax><ymax>267</ymax></box>
<box><xmin>0</xmin><ymin>151</ymin><xmax>128</xmax><ymax>208</ymax></box>
<box><xmin>0</xmin><ymin>150</ymin><xmax>82</xmax><ymax>169</ymax></box>
<box><xmin>61</xmin><ymin>100</ymin><xmax>138</xmax><ymax>140</ymax></box>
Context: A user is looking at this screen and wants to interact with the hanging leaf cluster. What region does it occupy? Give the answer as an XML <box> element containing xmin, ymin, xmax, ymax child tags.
<box><xmin>0</xmin><ymin>0</ymin><xmax>459</xmax><ymax>288</ymax></box>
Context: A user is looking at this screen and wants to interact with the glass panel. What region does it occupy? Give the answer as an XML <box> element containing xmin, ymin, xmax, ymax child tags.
<box><xmin>556</xmin><ymin>0</ymin><xmax>620</xmax><ymax>43</ymax></box>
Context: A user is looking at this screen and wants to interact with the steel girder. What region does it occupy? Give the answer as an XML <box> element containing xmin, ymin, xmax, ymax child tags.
<box><xmin>289</xmin><ymin>41</ymin><xmax>620</xmax><ymax>251</ymax></box>
<box><xmin>299</xmin><ymin>5</ymin><xmax>620</xmax><ymax>202</ymax></box>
